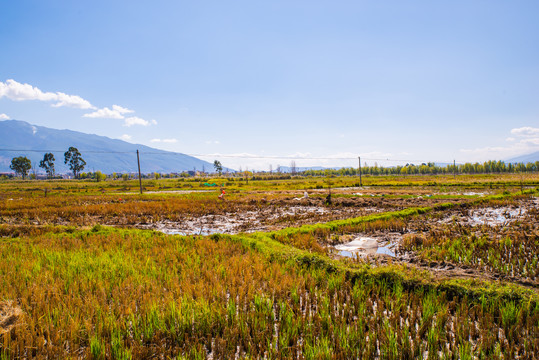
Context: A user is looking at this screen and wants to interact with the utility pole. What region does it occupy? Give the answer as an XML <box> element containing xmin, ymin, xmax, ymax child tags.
<box><xmin>358</xmin><ymin>156</ymin><xmax>362</xmax><ymax>187</ymax></box>
<box><xmin>453</xmin><ymin>159</ymin><xmax>456</xmax><ymax>179</ymax></box>
<box><xmin>137</xmin><ymin>150</ymin><xmax>143</xmax><ymax>194</ymax></box>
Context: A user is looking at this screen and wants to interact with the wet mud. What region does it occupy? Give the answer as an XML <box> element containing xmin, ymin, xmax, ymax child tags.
<box><xmin>327</xmin><ymin>197</ymin><xmax>539</xmax><ymax>290</ymax></box>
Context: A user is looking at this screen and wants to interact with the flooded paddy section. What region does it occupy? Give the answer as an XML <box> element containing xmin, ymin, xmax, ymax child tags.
<box><xmin>333</xmin><ymin>236</ymin><xmax>397</xmax><ymax>258</ymax></box>
<box><xmin>137</xmin><ymin>187</ymin><xmax>470</xmax><ymax>236</ymax></box>
<box><xmin>441</xmin><ymin>206</ymin><xmax>527</xmax><ymax>226</ymax></box>
<box><xmin>273</xmin><ymin>194</ymin><xmax>468</xmax><ymax>211</ymax></box>
<box><xmin>325</xmin><ymin>197</ymin><xmax>539</xmax><ymax>286</ymax></box>
<box><xmin>140</xmin><ymin>204</ymin><xmax>382</xmax><ymax>235</ymax></box>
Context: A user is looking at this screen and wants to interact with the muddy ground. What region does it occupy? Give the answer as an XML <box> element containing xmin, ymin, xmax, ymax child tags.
<box><xmin>327</xmin><ymin>197</ymin><xmax>539</xmax><ymax>290</ymax></box>
<box><xmin>137</xmin><ymin>195</ymin><xmax>467</xmax><ymax>234</ymax></box>
<box><xmin>133</xmin><ymin>192</ymin><xmax>539</xmax><ymax>290</ymax></box>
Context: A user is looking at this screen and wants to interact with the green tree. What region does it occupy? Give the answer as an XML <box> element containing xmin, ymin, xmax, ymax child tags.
<box><xmin>95</xmin><ymin>171</ymin><xmax>107</xmax><ymax>182</ymax></box>
<box><xmin>64</xmin><ymin>147</ymin><xmax>86</xmax><ymax>179</ymax></box>
<box><xmin>213</xmin><ymin>160</ymin><xmax>223</xmax><ymax>176</ymax></box>
<box><xmin>39</xmin><ymin>152</ymin><xmax>56</xmax><ymax>179</ymax></box>
<box><xmin>10</xmin><ymin>156</ymin><xmax>32</xmax><ymax>179</ymax></box>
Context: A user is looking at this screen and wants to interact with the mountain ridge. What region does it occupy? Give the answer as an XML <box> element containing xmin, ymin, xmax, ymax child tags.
<box><xmin>506</xmin><ymin>151</ymin><xmax>539</xmax><ymax>164</ymax></box>
<box><xmin>0</xmin><ymin>120</ymin><xmax>215</xmax><ymax>174</ymax></box>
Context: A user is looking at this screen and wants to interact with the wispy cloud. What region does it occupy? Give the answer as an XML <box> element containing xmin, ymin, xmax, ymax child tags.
<box><xmin>0</xmin><ymin>79</ymin><xmax>94</xmax><ymax>109</ymax></box>
<box><xmin>460</xmin><ymin>126</ymin><xmax>539</xmax><ymax>161</ymax></box>
<box><xmin>0</xmin><ymin>113</ymin><xmax>10</xmax><ymax>120</ymax></box>
<box><xmin>150</xmin><ymin>138</ymin><xmax>177</xmax><ymax>143</ymax></box>
<box><xmin>119</xmin><ymin>134</ymin><xmax>132</xmax><ymax>141</ymax></box>
<box><xmin>193</xmin><ymin>151</ymin><xmax>394</xmax><ymax>171</ymax></box>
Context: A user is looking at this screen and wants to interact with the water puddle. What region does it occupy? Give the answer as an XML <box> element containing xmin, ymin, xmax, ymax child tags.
<box><xmin>143</xmin><ymin>206</ymin><xmax>340</xmax><ymax>235</ymax></box>
<box><xmin>159</xmin><ymin>228</ymin><xmax>224</xmax><ymax>236</ymax></box>
<box><xmin>335</xmin><ymin>237</ymin><xmax>395</xmax><ymax>258</ymax></box>
<box><xmin>442</xmin><ymin>207</ymin><xmax>527</xmax><ymax>226</ymax></box>
<box><xmin>462</xmin><ymin>192</ymin><xmax>486</xmax><ymax>196</ymax></box>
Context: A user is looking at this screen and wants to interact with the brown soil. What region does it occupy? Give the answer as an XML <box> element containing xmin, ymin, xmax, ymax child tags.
<box><xmin>139</xmin><ymin>203</ymin><xmax>381</xmax><ymax>235</ymax></box>
<box><xmin>329</xmin><ymin>196</ymin><xmax>539</xmax><ymax>291</ymax></box>
<box><xmin>136</xmin><ymin>196</ymin><xmax>469</xmax><ymax>235</ymax></box>
<box><xmin>404</xmin><ymin>257</ymin><xmax>539</xmax><ymax>289</ymax></box>
<box><xmin>0</xmin><ymin>300</ymin><xmax>23</xmax><ymax>334</ymax></box>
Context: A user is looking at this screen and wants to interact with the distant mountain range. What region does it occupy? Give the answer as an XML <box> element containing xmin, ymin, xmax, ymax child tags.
<box><xmin>0</xmin><ymin>120</ymin><xmax>216</xmax><ymax>174</ymax></box>
<box><xmin>506</xmin><ymin>151</ymin><xmax>539</xmax><ymax>164</ymax></box>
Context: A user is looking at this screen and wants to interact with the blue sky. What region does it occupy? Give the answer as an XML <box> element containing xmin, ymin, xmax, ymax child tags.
<box><xmin>1</xmin><ymin>0</ymin><xmax>538</xmax><ymax>170</ymax></box>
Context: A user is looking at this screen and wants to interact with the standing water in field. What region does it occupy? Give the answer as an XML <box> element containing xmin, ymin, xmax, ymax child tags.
<box><xmin>335</xmin><ymin>237</ymin><xmax>395</xmax><ymax>258</ymax></box>
<box><xmin>441</xmin><ymin>206</ymin><xmax>528</xmax><ymax>227</ymax></box>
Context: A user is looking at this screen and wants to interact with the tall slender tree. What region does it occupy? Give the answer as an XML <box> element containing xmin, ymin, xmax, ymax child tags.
<box><xmin>39</xmin><ymin>152</ymin><xmax>56</xmax><ymax>179</ymax></box>
<box><xmin>213</xmin><ymin>160</ymin><xmax>223</xmax><ymax>176</ymax></box>
<box><xmin>64</xmin><ymin>147</ymin><xmax>86</xmax><ymax>179</ymax></box>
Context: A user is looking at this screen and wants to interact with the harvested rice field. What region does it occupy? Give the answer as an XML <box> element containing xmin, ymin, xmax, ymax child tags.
<box><xmin>0</xmin><ymin>174</ymin><xmax>538</xmax><ymax>359</ymax></box>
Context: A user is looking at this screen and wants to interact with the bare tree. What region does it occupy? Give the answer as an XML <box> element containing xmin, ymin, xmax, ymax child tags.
<box><xmin>290</xmin><ymin>160</ymin><xmax>297</xmax><ymax>175</ymax></box>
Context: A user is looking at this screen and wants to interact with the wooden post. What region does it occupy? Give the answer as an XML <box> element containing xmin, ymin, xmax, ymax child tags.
<box><xmin>137</xmin><ymin>150</ymin><xmax>143</xmax><ymax>194</ymax></box>
<box><xmin>358</xmin><ymin>156</ymin><xmax>362</xmax><ymax>186</ymax></box>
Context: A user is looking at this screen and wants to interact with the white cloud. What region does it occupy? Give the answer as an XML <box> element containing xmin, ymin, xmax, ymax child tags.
<box><xmin>83</xmin><ymin>104</ymin><xmax>134</xmax><ymax>119</ymax></box>
<box><xmin>84</xmin><ymin>105</ymin><xmax>154</xmax><ymax>127</ymax></box>
<box><xmin>510</xmin><ymin>127</ymin><xmax>539</xmax><ymax>137</ymax></box>
<box><xmin>112</xmin><ymin>105</ymin><xmax>134</xmax><ymax>114</ymax></box>
<box><xmin>124</xmin><ymin>116</ymin><xmax>153</xmax><ymax>127</ymax></box>
<box><xmin>0</xmin><ymin>79</ymin><xmax>94</xmax><ymax>109</ymax></box>
<box><xmin>150</xmin><ymin>138</ymin><xmax>177</xmax><ymax>143</ymax></box>
<box><xmin>52</xmin><ymin>92</ymin><xmax>94</xmax><ymax>109</ymax></box>
<box><xmin>119</xmin><ymin>134</ymin><xmax>132</xmax><ymax>141</ymax></box>
<box><xmin>520</xmin><ymin>138</ymin><xmax>539</xmax><ymax>145</ymax></box>
<box><xmin>460</xmin><ymin>126</ymin><xmax>539</xmax><ymax>161</ymax></box>
<box><xmin>1</xmin><ymin>79</ymin><xmax>159</xmax><ymax>127</ymax></box>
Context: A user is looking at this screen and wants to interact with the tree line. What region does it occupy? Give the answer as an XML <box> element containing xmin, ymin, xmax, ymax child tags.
<box><xmin>301</xmin><ymin>160</ymin><xmax>539</xmax><ymax>177</ymax></box>
<box><xmin>9</xmin><ymin>147</ymin><xmax>86</xmax><ymax>179</ymax></box>
<box><xmin>7</xmin><ymin>154</ymin><xmax>539</xmax><ymax>180</ymax></box>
